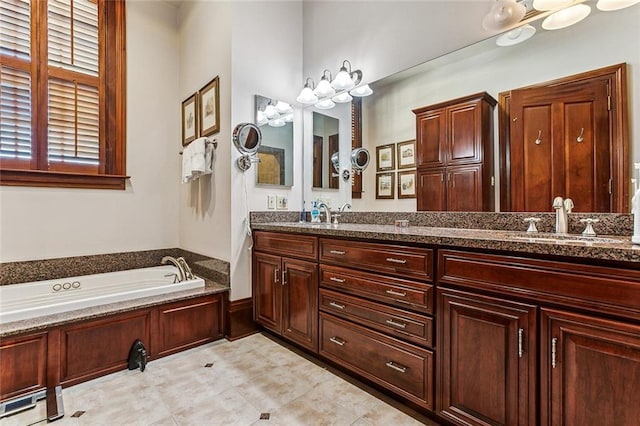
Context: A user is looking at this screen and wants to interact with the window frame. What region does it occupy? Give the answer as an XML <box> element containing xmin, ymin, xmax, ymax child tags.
<box><xmin>0</xmin><ymin>0</ymin><xmax>127</xmax><ymax>190</ymax></box>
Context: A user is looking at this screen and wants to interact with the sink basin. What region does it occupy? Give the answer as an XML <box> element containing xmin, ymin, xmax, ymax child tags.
<box><xmin>508</xmin><ymin>234</ymin><xmax>624</xmax><ymax>245</ymax></box>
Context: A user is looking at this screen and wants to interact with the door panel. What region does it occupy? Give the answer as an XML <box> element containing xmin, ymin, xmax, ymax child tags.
<box><xmin>417</xmin><ymin>169</ymin><xmax>446</xmax><ymax>211</ymax></box>
<box><xmin>253</xmin><ymin>252</ymin><xmax>282</xmax><ymax>333</ymax></box>
<box><xmin>448</xmin><ymin>102</ymin><xmax>481</xmax><ymax>165</ymax></box>
<box><xmin>416</xmin><ymin>109</ymin><xmax>446</xmax><ymax>168</ymax></box>
<box><xmin>448</xmin><ymin>165</ymin><xmax>482</xmax><ymax>212</ymax></box>
<box><xmin>282</xmin><ymin>258</ymin><xmax>318</xmax><ymax>351</ymax></box>
<box><xmin>522</xmin><ymin>104</ymin><xmax>553</xmax><ymax>212</ymax></box>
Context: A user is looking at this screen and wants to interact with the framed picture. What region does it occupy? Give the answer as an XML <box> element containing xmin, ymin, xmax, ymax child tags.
<box><xmin>198</xmin><ymin>76</ymin><xmax>220</xmax><ymax>137</ymax></box>
<box><xmin>397</xmin><ymin>170</ymin><xmax>417</xmax><ymax>199</ymax></box>
<box><xmin>376</xmin><ymin>172</ymin><xmax>395</xmax><ymax>199</ymax></box>
<box><xmin>376</xmin><ymin>144</ymin><xmax>395</xmax><ymax>172</ymax></box>
<box><xmin>181</xmin><ymin>93</ymin><xmax>198</xmax><ymax>146</ymax></box>
<box><xmin>397</xmin><ymin>139</ymin><xmax>416</xmax><ymax>169</ymax></box>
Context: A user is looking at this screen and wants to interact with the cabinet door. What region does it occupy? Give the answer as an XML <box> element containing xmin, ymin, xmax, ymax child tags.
<box><xmin>282</xmin><ymin>258</ymin><xmax>318</xmax><ymax>352</ymax></box>
<box><xmin>417</xmin><ymin>169</ymin><xmax>446</xmax><ymax>211</ymax></box>
<box><xmin>438</xmin><ymin>289</ymin><xmax>537</xmax><ymax>426</ymax></box>
<box><xmin>416</xmin><ymin>108</ymin><xmax>446</xmax><ymax>168</ymax></box>
<box><xmin>447</xmin><ymin>100</ymin><xmax>482</xmax><ymax>165</ymax></box>
<box><xmin>253</xmin><ymin>252</ymin><xmax>282</xmax><ymax>333</ymax></box>
<box><xmin>541</xmin><ymin>308</ymin><xmax>640</xmax><ymax>426</ymax></box>
<box><xmin>447</xmin><ymin>164</ymin><xmax>483</xmax><ymax>211</ymax></box>
<box><xmin>0</xmin><ymin>332</ymin><xmax>47</xmax><ymax>401</ymax></box>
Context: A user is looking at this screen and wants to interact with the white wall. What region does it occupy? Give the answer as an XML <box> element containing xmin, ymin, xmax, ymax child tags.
<box><xmin>354</xmin><ymin>7</ymin><xmax>640</xmax><ymax>211</ymax></box>
<box><xmin>230</xmin><ymin>1</ymin><xmax>303</xmax><ymax>300</ymax></box>
<box><xmin>0</xmin><ymin>1</ymin><xmax>181</xmax><ymax>262</ymax></box>
<box><xmin>177</xmin><ymin>1</ymin><xmax>232</xmax><ymax>262</ymax></box>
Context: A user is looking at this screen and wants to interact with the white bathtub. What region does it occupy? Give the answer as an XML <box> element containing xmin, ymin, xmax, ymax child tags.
<box><xmin>0</xmin><ymin>266</ymin><xmax>205</xmax><ymax>324</ymax></box>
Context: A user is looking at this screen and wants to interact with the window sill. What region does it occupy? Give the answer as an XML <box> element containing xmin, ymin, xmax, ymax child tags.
<box><xmin>0</xmin><ymin>169</ymin><xmax>129</xmax><ymax>190</ymax></box>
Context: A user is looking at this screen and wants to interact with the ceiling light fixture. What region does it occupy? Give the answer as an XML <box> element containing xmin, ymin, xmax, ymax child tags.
<box><xmin>495</xmin><ymin>24</ymin><xmax>536</xmax><ymax>46</ymax></box>
<box><xmin>542</xmin><ymin>3</ymin><xmax>591</xmax><ymax>30</ymax></box>
<box><xmin>482</xmin><ymin>0</ymin><xmax>527</xmax><ymax>31</ymax></box>
<box><xmin>596</xmin><ymin>0</ymin><xmax>640</xmax><ymax>10</ymax></box>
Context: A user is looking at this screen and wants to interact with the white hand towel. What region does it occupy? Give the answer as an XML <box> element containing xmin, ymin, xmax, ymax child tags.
<box><xmin>182</xmin><ymin>137</ymin><xmax>210</xmax><ymax>183</ymax></box>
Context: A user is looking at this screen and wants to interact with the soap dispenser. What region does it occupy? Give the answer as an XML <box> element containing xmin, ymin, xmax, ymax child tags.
<box><xmin>633</xmin><ymin>163</ymin><xmax>640</xmax><ymax>244</ymax></box>
<box><xmin>311</xmin><ymin>201</ymin><xmax>320</xmax><ymax>223</ymax></box>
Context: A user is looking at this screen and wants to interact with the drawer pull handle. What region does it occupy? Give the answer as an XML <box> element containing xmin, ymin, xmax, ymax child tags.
<box><xmin>274</xmin><ymin>268</ymin><xmax>279</xmax><ymax>284</ymax></box>
<box><xmin>386</xmin><ymin>257</ymin><xmax>407</xmax><ymax>264</ymax></box>
<box><xmin>330</xmin><ymin>276</ymin><xmax>346</xmax><ymax>283</ymax></box>
<box><xmin>330</xmin><ymin>250</ymin><xmax>346</xmax><ymax>255</ymax></box>
<box><xmin>329</xmin><ymin>337</ymin><xmax>346</xmax><ymax>346</ymax></box>
<box><xmin>385</xmin><ymin>361</ymin><xmax>407</xmax><ymax>373</ymax></box>
<box><xmin>386</xmin><ymin>319</ymin><xmax>407</xmax><ymax>329</ymax></box>
<box><xmin>551</xmin><ymin>337</ymin><xmax>558</xmax><ymax>368</ymax></box>
<box><xmin>518</xmin><ymin>328</ymin><xmax>524</xmax><ymax>358</ymax></box>
<box><xmin>329</xmin><ymin>302</ymin><xmax>346</xmax><ymax>310</ymax></box>
<box><xmin>385</xmin><ymin>289</ymin><xmax>407</xmax><ymax>297</ymax></box>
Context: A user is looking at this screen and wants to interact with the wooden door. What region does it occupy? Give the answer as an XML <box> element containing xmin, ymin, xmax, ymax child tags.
<box><xmin>416</xmin><ymin>108</ymin><xmax>446</xmax><ymax>168</ymax></box>
<box><xmin>253</xmin><ymin>252</ymin><xmax>282</xmax><ymax>333</ymax></box>
<box><xmin>447</xmin><ymin>100</ymin><xmax>482</xmax><ymax>165</ymax></box>
<box><xmin>328</xmin><ymin>134</ymin><xmax>339</xmax><ymax>189</ymax></box>
<box><xmin>417</xmin><ymin>169</ymin><xmax>446</xmax><ymax>211</ymax></box>
<box><xmin>282</xmin><ymin>258</ymin><xmax>318</xmax><ymax>352</ymax></box>
<box><xmin>509</xmin><ymin>78</ymin><xmax>611</xmax><ymax>212</ymax></box>
<box><xmin>438</xmin><ymin>289</ymin><xmax>537</xmax><ymax>426</ymax></box>
<box><xmin>540</xmin><ymin>308</ymin><xmax>640</xmax><ymax>426</ymax></box>
<box><xmin>312</xmin><ymin>135</ymin><xmax>323</xmax><ymax>188</ymax></box>
<box><xmin>447</xmin><ymin>164</ymin><xmax>483</xmax><ymax>212</ymax></box>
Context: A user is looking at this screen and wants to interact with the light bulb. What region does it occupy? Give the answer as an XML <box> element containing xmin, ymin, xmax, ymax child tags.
<box><xmin>333</xmin><ymin>92</ymin><xmax>353</xmax><ymax>103</ymax></box>
<box><xmin>296</xmin><ymin>86</ymin><xmax>318</xmax><ymax>104</ymax></box>
<box><xmin>350</xmin><ymin>84</ymin><xmax>373</xmax><ymax>97</ymax></box>
<box><xmin>315</xmin><ymin>99</ymin><xmax>335</xmax><ymax>110</ymax></box>
<box><xmin>542</xmin><ymin>4</ymin><xmax>591</xmax><ymax>30</ymax></box>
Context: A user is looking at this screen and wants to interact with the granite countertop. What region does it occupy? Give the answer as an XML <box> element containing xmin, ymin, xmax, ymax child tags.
<box><xmin>252</xmin><ymin>222</ymin><xmax>640</xmax><ymax>264</ymax></box>
<box><xmin>0</xmin><ymin>279</ymin><xmax>229</xmax><ymax>338</ymax></box>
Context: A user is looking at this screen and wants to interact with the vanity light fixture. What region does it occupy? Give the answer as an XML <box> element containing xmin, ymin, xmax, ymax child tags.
<box><xmin>315</xmin><ymin>99</ymin><xmax>336</xmax><ymax>110</ymax></box>
<box><xmin>532</xmin><ymin>0</ymin><xmax>572</xmax><ymax>10</ymax></box>
<box><xmin>542</xmin><ymin>3</ymin><xmax>591</xmax><ymax>30</ymax></box>
<box><xmin>332</xmin><ymin>60</ymin><xmax>358</xmax><ymax>91</ymax></box>
<box><xmin>333</xmin><ymin>92</ymin><xmax>353</xmax><ymax>103</ymax></box>
<box><xmin>264</xmin><ymin>103</ymin><xmax>279</xmax><ymax>119</ymax></box>
<box><xmin>274</xmin><ymin>100</ymin><xmax>293</xmax><ymax>114</ymax></box>
<box><xmin>482</xmin><ymin>0</ymin><xmax>527</xmax><ymax>31</ymax></box>
<box><xmin>314</xmin><ymin>70</ymin><xmax>336</xmax><ymax>98</ymax></box>
<box><xmin>256</xmin><ymin>110</ymin><xmax>268</xmax><ymax>126</ymax></box>
<box><xmin>296</xmin><ymin>78</ymin><xmax>318</xmax><ymax>104</ymax></box>
<box><xmin>350</xmin><ymin>84</ymin><xmax>373</xmax><ymax>97</ymax></box>
<box><xmin>496</xmin><ymin>24</ymin><xmax>536</xmax><ymax>46</ymax></box>
<box><xmin>267</xmin><ymin>118</ymin><xmax>286</xmax><ymax>127</ymax></box>
<box><xmin>596</xmin><ymin>0</ymin><xmax>640</xmax><ymax>10</ymax></box>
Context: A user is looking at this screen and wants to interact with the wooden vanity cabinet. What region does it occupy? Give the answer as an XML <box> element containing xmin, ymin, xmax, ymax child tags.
<box><xmin>413</xmin><ymin>92</ymin><xmax>496</xmax><ymax>211</ymax></box>
<box><xmin>253</xmin><ymin>231</ymin><xmax>319</xmax><ymax>352</ymax></box>
<box><xmin>0</xmin><ymin>332</ymin><xmax>47</xmax><ymax>401</ymax></box>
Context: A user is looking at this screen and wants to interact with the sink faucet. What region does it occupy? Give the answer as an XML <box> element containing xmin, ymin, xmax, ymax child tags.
<box><xmin>177</xmin><ymin>257</ymin><xmax>195</xmax><ymax>280</ymax></box>
<box><xmin>338</xmin><ymin>203</ymin><xmax>352</xmax><ymax>212</ymax></box>
<box><xmin>317</xmin><ymin>202</ymin><xmax>332</xmax><ymax>224</ymax></box>
<box><xmin>161</xmin><ymin>256</ymin><xmax>186</xmax><ymax>282</ymax></box>
<box><xmin>552</xmin><ymin>197</ymin><xmax>574</xmax><ymax>234</ymax></box>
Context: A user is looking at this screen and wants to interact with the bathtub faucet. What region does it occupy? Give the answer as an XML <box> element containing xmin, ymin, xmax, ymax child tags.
<box><xmin>161</xmin><ymin>256</ymin><xmax>186</xmax><ymax>282</ymax></box>
<box><xmin>176</xmin><ymin>257</ymin><xmax>195</xmax><ymax>280</ymax></box>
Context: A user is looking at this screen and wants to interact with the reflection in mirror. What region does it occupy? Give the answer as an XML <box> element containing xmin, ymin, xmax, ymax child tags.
<box><xmin>312</xmin><ymin>112</ymin><xmax>339</xmax><ymax>189</ymax></box>
<box><xmin>255</xmin><ymin>95</ymin><xmax>293</xmax><ymax>186</ymax></box>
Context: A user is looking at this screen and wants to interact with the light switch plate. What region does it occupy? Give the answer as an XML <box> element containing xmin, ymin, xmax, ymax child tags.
<box><xmin>267</xmin><ymin>195</ymin><xmax>276</xmax><ymax>209</ymax></box>
<box><xmin>276</xmin><ymin>195</ymin><xmax>288</xmax><ymax>210</ymax></box>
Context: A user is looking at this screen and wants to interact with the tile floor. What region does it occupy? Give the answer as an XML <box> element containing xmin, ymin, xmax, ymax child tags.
<box><xmin>2</xmin><ymin>333</ymin><xmax>438</xmax><ymax>426</ymax></box>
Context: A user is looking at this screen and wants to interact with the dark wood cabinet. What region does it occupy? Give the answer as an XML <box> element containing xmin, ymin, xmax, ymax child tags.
<box><xmin>414</xmin><ymin>92</ymin><xmax>496</xmax><ymax>211</ymax></box>
<box><xmin>0</xmin><ymin>332</ymin><xmax>47</xmax><ymax>401</ymax></box>
<box><xmin>253</xmin><ymin>231</ymin><xmax>319</xmax><ymax>352</ymax></box>
<box><xmin>540</xmin><ymin>308</ymin><xmax>640</xmax><ymax>426</ymax></box>
<box><xmin>438</xmin><ymin>288</ymin><xmax>537</xmax><ymax>426</ymax></box>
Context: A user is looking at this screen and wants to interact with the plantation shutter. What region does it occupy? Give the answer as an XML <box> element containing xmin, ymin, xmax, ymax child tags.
<box><xmin>47</xmin><ymin>0</ymin><xmax>100</xmax><ymax>168</ymax></box>
<box><xmin>0</xmin><ymin>0</ymin><xmax>32</xmax><ymax>162</ymax></box>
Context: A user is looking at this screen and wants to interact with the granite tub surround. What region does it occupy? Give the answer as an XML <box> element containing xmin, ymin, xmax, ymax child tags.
<box><xmin>250</xmin><ymin>211</ymin><xmax>633</xmax><ymax>236</ymax></box>
<box><xmin>0</xmin><ymin>248</ymin><xmax>230</xmax><ymax>286</ymax></box>
<box><xmin>251</xmin><ymin>221</ymin><xmax>640</xmax><ymax>264</ymax></box>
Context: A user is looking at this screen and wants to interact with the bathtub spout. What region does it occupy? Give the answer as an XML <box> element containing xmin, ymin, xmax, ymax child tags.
<box><xmin>177</xmin><ymin>257</ymin><xmax>195</xmax><ymax>280</ymax></box>
<box><xmin>161</xmin><ymin>256</ymin><xmax>186</xmax><ymax>282</ymax></box>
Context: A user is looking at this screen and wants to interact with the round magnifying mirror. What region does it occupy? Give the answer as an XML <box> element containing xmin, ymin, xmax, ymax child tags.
<box><xmin>232</xmin><ymin>122</ymin><xmax>262</xmax><ymax>156</ymax></box>
<box><xmin>351</xmin><ymin>147</ymin><xmax>370</xmax><ymax>171</ymax></box>
<box><xmin>331</xmin><ymin>152</ymin><xmax>340</xmax><ymax>174</ymax></box>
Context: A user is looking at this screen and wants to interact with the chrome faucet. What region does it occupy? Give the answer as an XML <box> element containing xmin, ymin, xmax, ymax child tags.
<box><xmin>177</xmin><ymin>257</ymin><xmax>195</xmax><ymax>280</ymax></box>
<box><xmin>552</xmin><ymin>197</ymin><xmax>574</xmax><ymax>234</ymax></box>
<box><xmin>338</xmin><ymin>202</ymin><xmax>352</xmax><ymax>212</ymax></box>
<box><xmin>317</xmin><ymin>202</ymin><xmax>332</xmax><ymax>224</ymax></box>
<box><xmin>161</xmin><ymin>256</ymin><xmax>186</xmax><ymax>282</ymax></box>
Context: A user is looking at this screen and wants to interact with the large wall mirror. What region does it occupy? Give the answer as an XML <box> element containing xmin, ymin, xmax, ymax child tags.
<box><xmin>255</xmin><ymin>94</ymin><xmax>293</xmax><ymax>187</ymax></box>
<box><xmin>312</xmin><ymin>112</ymin><xmax>339</xmax><ymax>189</ymax></box>
<box><xmin>317</xmin><ymin>4</ymin><xmax>638</xmax><ymax>214</ymax></box>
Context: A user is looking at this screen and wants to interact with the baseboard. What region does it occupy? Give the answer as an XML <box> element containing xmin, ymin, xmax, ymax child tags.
<box><xmin>225</xmin><ymin>297</ymin><xmax>258</xmax><ymax>341</ymax></box>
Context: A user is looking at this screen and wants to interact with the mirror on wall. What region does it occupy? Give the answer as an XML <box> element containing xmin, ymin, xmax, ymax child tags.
<box><xmin>312</xmin><ymin>112</ymin><xmax>339</xmax><ymax>189</ymax></box>
<box><xmin>329</xmin><ymin>5</ymin><xmax>638</xmax><ymax>213</ymax></box>
<box><xmin>255</xmin><ymin>94</ymin><xmax>293</xmax><ymax>187</ymax></box>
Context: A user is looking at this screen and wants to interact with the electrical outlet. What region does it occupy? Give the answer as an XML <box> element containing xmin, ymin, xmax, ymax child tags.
<box><xmin>276</xmin><ymin>195</ymin><xmax>288</xmax><ymax>210</ymax></box>
<box><xmin>267</xmin><ymin>195</ymin><xmax>276</xmax><ymax>209</ymax></box>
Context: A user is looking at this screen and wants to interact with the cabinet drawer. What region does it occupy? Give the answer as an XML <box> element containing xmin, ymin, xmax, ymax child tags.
<box><xmin>254</xmin><ymin>231</ymin><xmax>318</xmax><ymax>260</ymax></box>
<box><xmin>320</xmin><ymin>313</ymin><xmax>433</xmax><ymax>409</ymax></box>
<box><xmin>320</xmin><ymin>289</ymin><xmax>433</xmax><ymax>347</ymax></box>
<box><xmin>320</xmin><ymin>238</ymin><xmax>433</xmax><ymax>281</ymax></box>
<box><xmin>320</xmin><ymin>265</ymin><xmax>433</xmax><ymax>314</ymax></box>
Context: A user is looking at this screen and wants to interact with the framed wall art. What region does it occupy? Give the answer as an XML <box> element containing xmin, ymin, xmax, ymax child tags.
<box><xmin>376</xmin><ymin>144</ymin><xmax>395</xmax><ymax>172</ymax></box>
<box><xmin>397</xmin><ymin>139</ymin><xmax>416</xmax><ymax>169</ymax></box>
<box><xmin>181</xmin><ymin>93</ymin><xmax>198</xmax><ymax>146</ymax></box>
<box><xmin>397</xmin><ymin>170</ymin><xmax>417</xmax><ymax>199</ymax></box>
<box><xmin>198</xmin><ymin>76</ymin><xmax>220</xmax><ymax>137</ymax></box>
<box><xmin>376</xmin><ymin>172</ymin><xmax>395</xmax><ymax>199</ymax></box>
